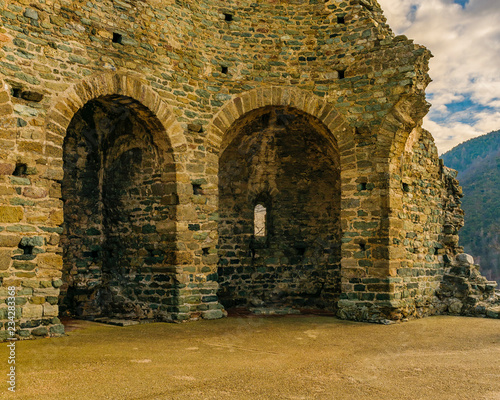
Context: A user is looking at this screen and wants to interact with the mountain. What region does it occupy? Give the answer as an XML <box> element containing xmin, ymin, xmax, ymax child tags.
<box><xmin>441</xmin><ymin>130</ymin><xmax>500</xmax><ymax>282</ymax></box>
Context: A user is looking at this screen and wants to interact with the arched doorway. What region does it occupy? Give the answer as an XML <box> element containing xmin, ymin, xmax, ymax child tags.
<box><xmin>59</xmin><ymin>95</ymin><xmax>177</xmax><ymax>320</ymax></box>
<box><xmin>217</xmin><ymin>106</ymin><xmax>341</xmax><ymax>312</ymax></box>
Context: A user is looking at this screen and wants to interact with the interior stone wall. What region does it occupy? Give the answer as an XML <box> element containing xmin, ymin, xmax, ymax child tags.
<box><xmin>218</xmin><ymin>107</ymin><xmax>341</xmax><ymax>311</ymax></box>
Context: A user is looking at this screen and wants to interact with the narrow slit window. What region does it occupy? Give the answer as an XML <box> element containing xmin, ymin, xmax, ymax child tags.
<box><xmin>254</xmin><ymin>204</ymin><xmax>267</xmax><ymax>238</ymax></box>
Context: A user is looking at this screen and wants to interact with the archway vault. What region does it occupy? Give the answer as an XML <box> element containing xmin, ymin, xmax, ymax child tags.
<box><xmin>44</xmin><ymin>73</ymin><xmax>187</xmax><ymax>161</ymax></box>
<box><xmin>206</xmin><ymin>86</ymin><xmax>352</xmax><ymax>155</ymax></box>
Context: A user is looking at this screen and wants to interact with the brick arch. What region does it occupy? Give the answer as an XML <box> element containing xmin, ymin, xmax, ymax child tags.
<box><xmin>44</xmin><ymin>73</ymin><xmax>187</xmax><ymax>159</ymax></box>
<box><xmin>206</xmin><ymin>86</ymin><xmax>352</xmax><ymax>154</ymax></box>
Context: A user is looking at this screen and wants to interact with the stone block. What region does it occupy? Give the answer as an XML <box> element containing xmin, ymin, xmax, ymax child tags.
<box><xmin>37</xmin><ymin>253</ymin><xmax>63</xmax><ymax>270</ymax></box>
<box><xmin>24</xmin><ymin>8</ymin><xmax>38</xmax><ymax>20</ymax></box>
<box><xmin>48</xmin><ymin>209</ymin><xmax>64</xmax><ymax>225</ymax></box>
<box><xmin>456</xmin><ymin>253</ymin><xmax>474</xmax><ymax>265</ymax></box>
<box><xmin>47</xmin><ymin>323</ymin><xmax>65</xmax><ymax>336</ymax></box>
<box><xmin>0</xmin><ymin>206</ymin><xmax>24</xmax><ymax>223</ymax></box>
<box><xmin>0</xmin><ymin>163</ymin><xmax>15</xmax><ymax>175</ymax></box>
<box><xmin>448</xmin><ymin>300</ymin><xmax>463</xmax><ymax>314</ymax></box>
<box><xmin>0</xmin><ymin>249</ymin><xmax>12</xmax><ymax>270</ymax></box>
<box><xmin>20</xmin><ymin>236</ymin><xmax>44</xmax><ymax>247</ymax></box>
<box><xmin>23</xmin><ymin>187</ymin><xmax>48</xmax><ymax>199</ymax></box>
<box><xmin>22</xmin><ymin>304</ymin><xmax>43</xmax><ymax>319</ymax></box>
<box><xmin>32</xmin><ymin>327</ymin><xmax>48</xmax><ymax>336</ymax></box>
<box><xmin>43</xmin><ymin>303</ymin><xmax>58</xmax><ymax>317</ymax></box>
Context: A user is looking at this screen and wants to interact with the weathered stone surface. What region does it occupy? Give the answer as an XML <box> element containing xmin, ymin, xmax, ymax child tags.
<box><xmin>0</xmin><ymin>163</ymin><xmax>15</xmax><ymax>175</ymax></box>
<box><xmin>0</xmin><ymin>0</ymin><xmax>497</xmax><ymax>341</ymax></box>
<box><xmin>22</xmin><ymin>304</ymin><xmax>43</xmax><ymax>319</ymax></box>
<box><xmin>457</xmin><ymin>253</ymin><xmax>474</xmax><ymax>264</ymax></box>
<box><xmin>0</xmin><ymin>250</ymin><xmax>11</xmax><ymax>270</ymax></box>
<box><xmin>0</xmin><ymin>235</ymin><xmax>21</xmax><ymax>247</ymax></box>
<box><xmin>23</xmin><ymin>187</ymin><xmax>48</xmax><ymax>199</ymax></box>
<box><xmin>31</xmin><ymin>327</ymin><xmax>48</xmax><ymax>336</ymax></box>
<box><xmin>0</xmin><ymin>206</ymin><xmax>24</xmax><ymax>223</ymax></box>
<box><xmin>20</xmin><ymin>236</ymin><xmax>44</xmax><ymax>247</ymax></box>
<box><xmin>43</xmin><ymin>304</ymin><xmax>58</xmax><ymax>317</ymax></box>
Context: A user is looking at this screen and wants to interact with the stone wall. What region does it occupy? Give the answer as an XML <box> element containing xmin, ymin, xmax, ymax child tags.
<box><xmin>0</xmin><ymin>0</ymin><xmax>497</xmax><ymax>339</ymax></box>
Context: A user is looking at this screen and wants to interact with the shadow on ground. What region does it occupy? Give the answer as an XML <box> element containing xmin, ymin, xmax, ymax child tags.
<box><xmin>2</xmin><ymin>315</ymin><xmax>500</xmax><ymax>400</ymax></box>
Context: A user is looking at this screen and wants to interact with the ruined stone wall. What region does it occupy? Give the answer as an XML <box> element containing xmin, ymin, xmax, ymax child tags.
<box><xmin>392</xmin><ymin>128</ymin><xmax>448</xmax><ymax>319</ymax></box>
<box><xmin>4</xmin><ymin>0</ymin><xmax>489</xmax><ymax>339</ymax></box>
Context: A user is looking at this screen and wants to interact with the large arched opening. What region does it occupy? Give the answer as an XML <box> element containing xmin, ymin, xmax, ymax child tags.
<box><xmin>59</xmin><ymin>95</ymin><xmax>178</xmax><ymax>320</ymax></box>
<box><xmin>217</xmin><ymin>106</ymin><xmax>341</xmax><ymax>312</ymax></box>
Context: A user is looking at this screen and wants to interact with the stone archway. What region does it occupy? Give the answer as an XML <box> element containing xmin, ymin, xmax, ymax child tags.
<box><xmin>42</xmin><ymin>74</ymin><xmax>188</xmax><ymax>322</ymax></box>
<box><xmin>207</xmin><ymin>87</ymin><xmax>351</xmax><ymax>313</ymax></box>
<box><xmin>60</xmin><ymin>95</ymin><xmax>177</xmax><ymax>320</ymax></box>
<box><xmin>217</xmin><ymin>106</ymin><xmax>342</xmax><ymax>312</ymax></box>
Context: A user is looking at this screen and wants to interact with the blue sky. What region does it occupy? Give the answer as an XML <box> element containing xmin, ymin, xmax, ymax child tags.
<box><xmin>378</xmin><ymin>0</ymin><xmax>500</xmax><ymax>154</ymax></box>
<box><xmin>453</xmin><ymin>0</ymin><xmax>469</xmax><ymax>8</ymax></box>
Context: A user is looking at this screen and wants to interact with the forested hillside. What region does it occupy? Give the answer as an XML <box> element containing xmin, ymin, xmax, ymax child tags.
<box><xmin>441</xmin><ymin>130</ymin><xmax>500</xmax><ymax>282</ymax></box>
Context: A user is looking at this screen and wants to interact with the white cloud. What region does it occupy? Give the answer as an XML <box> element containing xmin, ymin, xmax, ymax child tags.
<box><xmin>378</xmin><ymin>0</ymin><xmax>500</xmax><ymax>154</ymax></box>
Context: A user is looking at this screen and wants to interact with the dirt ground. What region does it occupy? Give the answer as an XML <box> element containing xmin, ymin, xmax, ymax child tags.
<box><xmin>1</xmin><ymin>315</ymin><xmax>500</xmax><ymax>400</ymax></box>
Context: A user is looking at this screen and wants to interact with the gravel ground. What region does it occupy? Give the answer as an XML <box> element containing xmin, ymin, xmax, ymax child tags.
<box><xmin>1</xmin><ymin>315</ymin><xmax>500</xmax><ymax>400</ymax></box>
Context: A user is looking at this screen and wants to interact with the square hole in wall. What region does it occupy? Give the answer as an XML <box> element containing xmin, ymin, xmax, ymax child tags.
<box><xmin>224</xmin><ymin>13</ymin><xmax>233</xmax><ymax>22</ymax></box>
<box><xmin>297</xmin><ymin>247</ymin><xmax>306</xmax><ymax>256</ymax></box>
<box><xmin>337</xmin><ymin>15</ymin><xmax>345</xmax><ymax>24</ymax></box>
<box><xmin>337</xmin><ymin>69</ymin><xmax>345</xmax><ymax>79</ymax></box>
<box><xmin>112</xmin><ymin>33</ymin><xmax>123</xmax><ymax>44</ymax></box>
<box><xmin>19</xmin><ymin>244</ymin><xmax>34</xmax><ymax>255</ymax></box>
<box><xmin>12</xmin><ymin>88</ymin><xmax>22</xmax><ymax>98</ymax></box>
<box><xmin>13</xmin><ymin>163</ymin><xmax>27</xmax><ymax>176</ymax></box>
<box><xmin>192</xmin><ymin>183</ymin><xmax>203</xmax><ymax>195</ymax></box>
<box><xmin>221</xmin><ymin>66</ymin><xmax>228</xmax><ymax>74</ymax></box>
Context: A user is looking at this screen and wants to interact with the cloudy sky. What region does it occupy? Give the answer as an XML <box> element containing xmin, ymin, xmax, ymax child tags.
<box><xmin>377</xmin><ymin>0</ymin><xmax>500</xmax><ymax>154</ymax></box>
